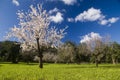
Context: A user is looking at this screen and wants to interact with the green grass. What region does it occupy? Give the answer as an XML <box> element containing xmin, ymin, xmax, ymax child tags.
<box><xmin>0</xmin><ymin>63</ymin><xmax>120</xmax><ymax>80</ymax></box>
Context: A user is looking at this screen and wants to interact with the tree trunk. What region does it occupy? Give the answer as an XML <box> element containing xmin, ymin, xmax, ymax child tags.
<box><xmin>112</xmin><ymin>56</ymin><xmax>116</xmax><ymax>65</ymax></box>
<box><xmin>36</xmin><ymin>38</ymin><xmax>43</xmax><ymax>68</ymax></box>
<box><xmin>95</xmin><ymin>56</ymin><xmax>98</xmax><ymax>67</ymax></box>
<box><xmin>39</xmin><ymin>54</ymin><xmax>43</xmax><ymax>68</ymax></box>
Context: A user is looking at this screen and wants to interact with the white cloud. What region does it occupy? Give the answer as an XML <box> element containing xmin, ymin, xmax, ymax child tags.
<box><xmin>108</xmin><ymin>17</ymin><xmax>119</xmax><ymax>23</ymax></box>
<box><xmin>61</xmin><ymin>0</ymin><xmax>77</xmax><ymax>5</ymax></box>
<box><xmin>75</xmin><ymin>7</ymin><xmax>119</xmax><ymax>26</ymax></box>
<box><xmin>99</xmin><ymin>17</ymin><xmax>119</xmax><ymax>26</ymax></box>
<box><xmin>80</xmin><ymin>32</ymin><xmax>102</xmax><ymax>43</ymax></box>
<box><xmin>49</xmin><ymin>7</ymin><xmax>59</xmax><ymax>14</ymax></box>
<box><xmin>75</xmin><ymin>7</ymin><xmax>104</xmax><ymax>22</ymax></box>
<box><xmin>99</xmin><ymin>19</ymin><xmax>108</xmax><ymax>25</ymax></box>
<box><xmin>46</xmin><ymin>0</ymin><xmax>56</xmax><ymax>2</ymax></box>
<box><xmin>49</xmin><ymin>8</ymin><xmax>66</xmax><ymax>14</ymax></box>
<box><xmin>67</xmin><ymin>18</ymin><xmax>74</xmax><ymax>22</ymax></box>
<box><xmin>46</xmin><ymin>0</ymin><xmax>77</xmax><ymax>5</ymax></box>
<box><xmin>49</xmin><ymin>12</ymin><xmax>64</xmax><ymax>23</ymax></box>
<box><xmin>49</xmin><ymin>7</ymin><xmax>65</xmax><ymax>23</ymax></box>
<box><xmin>12</xmin><ymin>0</ymin><xmax>19</xmax><ymax>6</ymax></box>
<box><xmin>61</xmin><ymin>9</ymin><xmax>66</xmax><ymax>13</ymax></box>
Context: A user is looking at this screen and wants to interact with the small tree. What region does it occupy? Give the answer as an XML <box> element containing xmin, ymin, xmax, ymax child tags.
<box><xmin>21</xmin><ymin>50</ymin><xmax>36</xmax><ymax>64</ymax></box>
<box><xmin>80</xmin><ymin>32</ymin><xmax>105</xmax><ymax>67</ymax></box>
<box><xmin>109</xmin><ymin>42</ymin><xmax>120</xmax><ymax>64</ymax></box>
<box><xmin>76</xmin><ymin>43</ymin><xmax>91</xmax><ymax>63</ymax></box>
<box><xmin>0</xmin><ymin>41</ymin><xmax>20</xmax><ymax>63</ymax></box>
<box><xmin>7</xmin><ymin>4</ymin><xmax>67</xmax><ymax>68</ymax></box>
<box><xmin>58</xmin><ymin>41</ymin><xmax>76</xmax><ymax>63</ymax></box>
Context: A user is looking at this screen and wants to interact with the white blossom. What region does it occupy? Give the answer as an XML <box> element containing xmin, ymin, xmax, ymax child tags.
<box><xmin>6</xmin><ymin>4</ymin><xmax>67</xmax><ymax>52</ymax></box>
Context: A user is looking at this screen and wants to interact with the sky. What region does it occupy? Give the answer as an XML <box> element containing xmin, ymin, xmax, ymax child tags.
<box><xmin>0</xmin><ymin>0</ymin><xmax>120</xmax><ymax>44</ymax></box>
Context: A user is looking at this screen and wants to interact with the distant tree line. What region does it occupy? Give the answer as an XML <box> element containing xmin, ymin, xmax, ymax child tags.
<box><xmin>0</xmin><ymin>41</ymin><xmax>120</xmax><ymax>67</ymax></box>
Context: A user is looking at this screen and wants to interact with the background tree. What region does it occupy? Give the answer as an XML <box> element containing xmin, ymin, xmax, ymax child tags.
<box><xmin>0</xmin><ymin>41</ymin><xmax>20</xmax><ymax>63</ymax></box>
<box><xmin>109</xmin><ymin>42</ymin><xmax>120</xmax><ymax>64</ymax></box>
<box><xmin>9</xmin><ymin>42</ymin><xmax>20</xmax><ymax>63</ymax></box>
<box><xmin>75</xmin><ymin>43</ymin><xmax>91</xmax><ymax>63</ymax></box>
<box><xmin>42</xmin><ymin>47</ymin><xmax>58</xmax><ymax>63</ymax></box>
<box><xmin>21</xmin><ymin>50</ymin><xmax>37</xmax><ymax>64</ymax></box>
<box><xmin>80</xmin><ymin>32</ymin><xmax>105</xmax><ymax>67</ymax></box>
<box><xmin>57</xmin><ymin>41</ymin><xmax>76</xmax><ymax>63</ymax></box>
<box><xmin>6</xmin><ymin>4</ymin><xmax>67</xmax><ymax>68</ymax></box>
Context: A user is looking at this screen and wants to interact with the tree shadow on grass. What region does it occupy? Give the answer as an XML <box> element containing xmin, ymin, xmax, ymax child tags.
<box><xmin>64</xmin><ymin>64</ymin><xmax>120</xmax><ymax>69</ymax></box>
<box><xmin>100</xmin><ymin>65</ymin><xmax>120</xmax><ymax>69</ymax></box>
<box><xmin>65</xmin><ymin>66</ymin><xmax>96</xmax><ymax>69</ymax></box>
<box><xmin>0</xmin><ymin>62</ymin><xmax>12</xmax><ymax>64</ymax></box>
<box><xmin>0</xmin><ymin>62</ymin><xmax>37</xmax><ymax>66</ymax></box>
<box><xmin>0</xmin><ymin>62</ymin><xmax>50</xmax><ymax>66</ymax></box>
<box><xmin>18</xmin><ymin>62</ymin><xmax>50</xmax><ymax>66</ymax></box>
<box><xmin>25</xmin><ymin>63</ymin><xmax>49</xmax><ymax>65</ymax></box>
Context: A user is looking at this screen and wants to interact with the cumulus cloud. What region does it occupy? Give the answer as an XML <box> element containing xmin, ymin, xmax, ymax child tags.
<box><xmin>75</xmin><ymin>7</ymin><xmax>104</xmax><ymax>22</ymax></box>
<box><xmin>61</xmin><ymin>0</ymin><xmax>77</xmax><ymax>5</ymax></box>
<box><xmin>67</xmin><ymin>18</ymin><xmax>74</xmax><ymax>22</ymax></box>
<box><xmin>74</xmin><ymin>7</ymin><xmax>119</xmax><ymax>26</ymax></box>
<box><xmin>46</xmin><ymin>0</ymin><xmax>56</xmax><ymax>2</ymax></box>
<box><xmin>49</xmin><ymin>7</ymin><xmax>59</xmax><ymax>14</ymax></box>
<box><xmin>12</xmin><ymin>0</ymin><xmax>19</xmax><ymax>6</ymax></box>
<box><xmin>49</xmin><ymin>12</ymin><xmax>64</xmax><ymax>23</ymax></box>
<box><xmin>46</xmin><ymin>0</ymin><xmax>77</xmax><ymax>5</ymax></box>
<box><xmin>99</xmin><ymin>19</ymin><xmax>108</xmax><ymax>25</ymax></box>
<box><xmin>49</xmin><ymin>7</ymin><xmax>66</xmax><ymax>14</ymax></box>
<box><xmin>108</xmin><ymin>17</ymin><xmax>119</xmax><ymax>23</ymax></box>
<box><xmin>80</xmin><ymin>32</ymin><xmax>102</xmax><ymax>43</ymax></box>
<box><xmin>49</xmin><ymin>7</ymin><xmax>65</xmax><ymax>23</ymax></box>
<box><xmin>99</xmin><ymin>17</ymin><xmax>119</xmax><ymax>26</ymax></box>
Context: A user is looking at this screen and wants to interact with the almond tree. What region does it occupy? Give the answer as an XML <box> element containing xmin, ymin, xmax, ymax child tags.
<box><xmin>80</xmin><ymin>32</ymin><xmax>105</xmax><ymax>67</ymax></box>
<box><xmin>58</xmin><ymin>41</ymin><xmax>76</xmax><ymax>63</ymax></box>
<box><xmin>6</xmin><ymin>4</ymin><xmax>67</xmax><ymax>68</ymax></box>
<box><xmin>108</xmin><ymin>42</ymin><xmax>120</xmax><ymax>64</ymax></box>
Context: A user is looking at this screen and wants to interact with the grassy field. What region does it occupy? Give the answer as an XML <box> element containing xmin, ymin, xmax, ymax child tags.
<box><xmin>0</xmin><ymin>63</ymin><xmax>120</xmax><ymax>80</ymax></box>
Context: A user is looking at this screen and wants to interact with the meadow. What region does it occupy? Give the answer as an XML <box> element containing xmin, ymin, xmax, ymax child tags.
<box><xmin>0</xmin><ymin>63</ymin><xmax>120</xmax><ymax>80</ymax></box>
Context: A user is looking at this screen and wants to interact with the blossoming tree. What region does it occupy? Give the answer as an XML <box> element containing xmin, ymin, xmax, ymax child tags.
<box><xmin>7</xmin><ymin>4</ymin><xmax>67</xmax><ymax>68</ymax></box>
<box><xmin>80</xmin><ymin>32</ymin><xmax>105</xmax><ymax>67</ymax></box>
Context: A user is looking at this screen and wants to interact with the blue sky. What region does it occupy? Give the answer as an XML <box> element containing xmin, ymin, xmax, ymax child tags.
<box><xmin>0</xmin><ymin>0</ymin><xmax>120</xmax><ymax>43</ymax></box>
